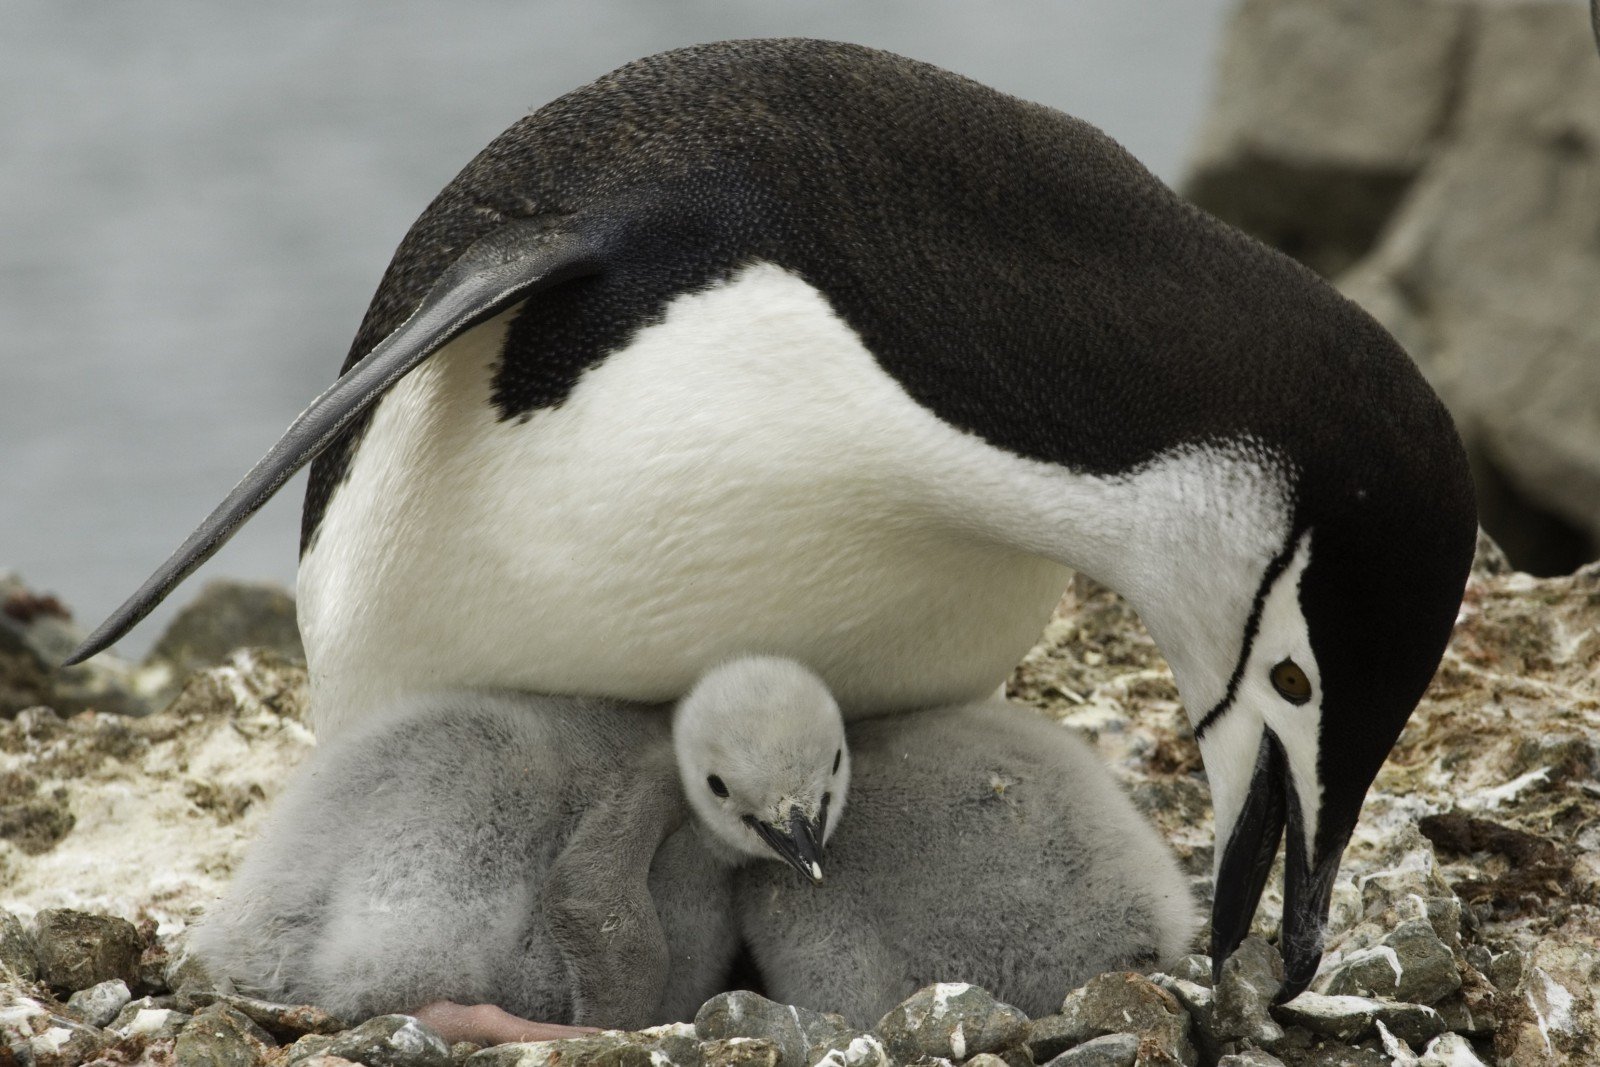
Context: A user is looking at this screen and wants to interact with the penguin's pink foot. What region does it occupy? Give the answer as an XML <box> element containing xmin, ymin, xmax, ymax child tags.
<box><xmin>411</xmin><ymin>1001</ymin><xmax>602</xmax><ymax>1046</ymax></box>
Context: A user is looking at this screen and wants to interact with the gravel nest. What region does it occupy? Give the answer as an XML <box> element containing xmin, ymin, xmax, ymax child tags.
<box><xmin>2</xmin><ymin>533</ymin><xmax>1596</xmax><ymax>1066</ymax></box>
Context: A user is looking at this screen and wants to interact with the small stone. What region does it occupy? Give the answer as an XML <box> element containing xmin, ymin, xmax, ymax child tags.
<box><xmin>1418</xmin><ymin>1033</ymin><xmax>1488</xmax><ymax>1067</ymax></box>
<box><xmin>295</xmin><ymin>1058</ymin><xmax>365</xmax><ymax>1067</ymax></box>
<box><xmin>875</xmin><ymin>983</ymin><xmax>1031</xmax><ymax>1064</ymax></box>
<box><xmin>31</xmin><ymin>909</ymin><xmax>143</xmax><ymax>993</ymax></box>
<box><xmin>1041</xmin><ymin>1032</ymin><xmax>1139</xmax><ymax>1067</ymax></box>
<box><xmin>1272</xmin><ymin>993</ymin><xmax>1444</xmax><ymax>1048</ymax></box>
<box><xmin>176</xmin><ymin>1003</ymin><xmax>276</xmax><ymax>1067</ymax></box>
<box><xmin>286</xmin><ymin>1014</ymin><xmax>450</xmax><ymax>1067</ymax></box>
<box><xmin>65</xmin><ymin>978</ymin><xmax>132</xmax><ymax>1027</ymax></box>
<box><xmin>1322</xmin><ymin>920</ymin><xmax>1461</xmax><ymax>1006</ymax></box>
<box><xmin>1151</xmin><ymin>975</ymin><xmax>1217</xmax><ymax>1062</ymax></box>
<box><xmin>807</xmin><ymin>1032</ymin><xmax>890</xmax><ymax>1067</ymax></box>
<box><xmin>1429</xmin><ymin>993</ymin><xmax>1495</xmax><ymax>1038</ymax></box>
<box><xmin>1026</xmin><ymin>1015</ymin><xmax>1081</xmax><ymax>1063</ymax></box>
<box><xmin>1211</xmin><ymin>937</ymin><xmax>1284</xmax><ymax>1048</ymax></box>
<box><xmin>1057</xmin><ymin>972</ymin><xmax>1194</xmax><ymax>1066</ymax></box>
<box><xmin>139</xmin><ymin>936</ymin><xmax>173</xmax><ymax>992</ymax></box>
<box><xmin>1286</xmin><ymin>1042</ymin><xmax>1391</xmax><ymax>1067</ymax></box>
<box><xmin>464</xmin><ymin>1036</ymin><xmax>642</xmax><ymax>1067</ymax></box>
<box><xmin>166</xmin><ymin>946</ymin><xmax>223</xmax><ymax>996</ymax></box>
<box><xmin>22</xmin><ymin>1012</ymin><xmax>109</xmax><ymax>1067</ymax></box>
<box><xmin>963</xmin><ymin>1056</ymin><xmax>1011</xmax><ymax>1067</ymax></box>
<box><xmin>450</xmin><ymin>1041</ymin><xmax>484</xmax><ymax>1066</ymax></box>
<box><xmin>1215</xmin><ymin>1050</ymin><xmax>1285</xmax><ymax>1067</ymax></box>
<box><xmin>652</xmin><ymin>1021</ymin><xmax>716</xmax><ymax>1067</ymax></box>
<box><xmin>697</xmin><ymin>990</ymin><xmax>854</xmax><ymax>1067</ymax></box>
<box><xmin>1168</xmin><ymin>956</ymin><xmax>1214</xmax><ymax>988</ymax></box>
<box><xmin>110</xmin><ymin>997</ymin><xmax>192</xmax><ymax>1040</ymax></box>
<box><xmin>0</xmin><ymin>909</ymin><xmax>38</xmax><ymax>981</ymax></box>
<box><xmin>705</xmin><ymin>1037</ymin><xmax>783</xmax><ymax>1067</ymax></box>
<box><xmin>465</xmin><ymin>1026</ymin><xmax>700</xmax><ymax>1067</ymax></box>
<box><xmin>186</xmin><ymin>991</ymin><xmax>346</xmax><ymax>1041</ymax></box>
<box><xmin>1487</xmin><ymin>948</ymin><xmax>1524</xmax><ymax>992</ymax></box>
<box><xmin>1374</xmin><ymin>1020</ymin><xmax>1419</xmax><ymax>1067</ymax></box>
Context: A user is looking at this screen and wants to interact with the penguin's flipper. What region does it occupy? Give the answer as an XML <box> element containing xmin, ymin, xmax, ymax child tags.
<box><xmin>64</xmin><ymin>221</ymin><xmax>605</xmax><ymax>666</ymax></box>
<box><xmin>542</xmin><ymin>748</ymin><xmax>687</xmax><ymax>1030</ymax></box>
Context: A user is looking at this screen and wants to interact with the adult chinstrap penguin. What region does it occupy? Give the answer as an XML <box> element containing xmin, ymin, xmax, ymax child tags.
<box><xmin>72</xmin><ymin>39</ymin><xmax>1478</xmax><ymax>996</ymax></box>
<box><xmin>737</xmin><ymin>698</ymin><xmax>1199</xmax><ymax>1027</ymax></box>
<box><xmin>190</xmin><ymin>657</ymin><xmax>848</xmax><ymax>1038</ymax></box>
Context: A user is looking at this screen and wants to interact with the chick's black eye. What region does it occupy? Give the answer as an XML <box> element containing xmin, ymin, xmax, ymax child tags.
<box><xmin>1270</xmin><ymin>659</ymin><xmax>1312</xmax><ymax>705</ymax></box>
<box><xmin>707</xmin><ymin>775</ymin><xmax>729</xmax><ymax>798</ymax></box>
<box><xmin>832</xmin><ymin>749</ymin><xmax>841</xmax><ymax>775</ymax></box>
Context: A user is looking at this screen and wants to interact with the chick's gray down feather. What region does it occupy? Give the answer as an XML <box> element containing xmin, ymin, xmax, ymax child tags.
<box><xmin>736</xmin><ymin>700</ymin><xmax>1199</xmax><ymax>1027</ymax></box>
<box><xmin>190</xmin><ymin>691</ymin><xmax>736</xmax><ymax>1028</ymax></box>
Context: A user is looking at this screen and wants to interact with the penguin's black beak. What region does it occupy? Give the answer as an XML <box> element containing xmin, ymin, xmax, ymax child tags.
<box><xmin>744</xmin><ymin>807</ymin><xmax>826</xmax><ymax>884</ymax></box>
<box><xmin>1210</xmin><ymin>732</ymin><xmax>1343</xmax><ymax>1002</ymax></box>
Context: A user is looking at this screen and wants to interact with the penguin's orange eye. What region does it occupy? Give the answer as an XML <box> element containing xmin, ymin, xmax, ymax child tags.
<box><xmin>1270</xmin><ymin>659</ymin><xmax>1312</xmax><ymax>705</ymax></box>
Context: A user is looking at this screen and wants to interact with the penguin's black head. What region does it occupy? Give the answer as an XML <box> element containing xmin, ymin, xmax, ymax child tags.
<box><xmin>1205</xmin><ymin>318</ymin><xmax>1477</xmax><ymax>1000</ymax></box>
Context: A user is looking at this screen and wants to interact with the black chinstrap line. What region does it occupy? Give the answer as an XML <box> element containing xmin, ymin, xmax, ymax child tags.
<box><xmin>1192</xmin><ymin>533</ymin><xmax>1305</xmax><ymax>742</ymax></box>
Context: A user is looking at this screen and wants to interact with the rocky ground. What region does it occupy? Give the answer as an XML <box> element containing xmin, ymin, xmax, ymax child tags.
<box><xmin>2</xmin><ymin>526</ymin><xmax>1596</xmax><ymax>1067</ymax></box>
<box><xmin>7</xmin><ymin>2</ymin><xmax>1598</xmax><ymax>1064</ymax></box>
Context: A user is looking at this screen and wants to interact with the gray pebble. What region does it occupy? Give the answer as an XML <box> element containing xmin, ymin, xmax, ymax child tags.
<box><xmin>1151</xmin><ymin>974</ymin><xmax>1218</xmax><ymax>1063</ymax></box>
<box><xmin>1168</xmin><ymin>955</ymin><xmax>1214</xmax><ymax>988</ymax></box>
<box><xmin>807</xmin><ymin>1032</ymin><xmax>890</xmax><ymax>1067</ymax></box>
<box><xmin>1487</xmin><ymin>947</ymin><xmax>1524</xmax><ymax>992</ymax></box>
<box><xmin>874</xmin><ymin>983</ymin><xmax>1030</xmax><ymax>1064</ymax></box>
<box><xmin>1418</xmin><ymin>1033</ymin><xmax>1488</xmax><ymax>1067</ymax></box>
<box><xmin>1273</xmin><ymin>992</ymin><xmax>1445</xmax><ymax>1047</ymax></box>
<box><xmin>186</xmin><ymin>990</ymin><xmax>347</xmax><ymax>1041</ymax></box>
<box><xmin>697</xmin><ymin>990</ymin><xmax>856</xmax><ymax>1067</ymax></box>
<box><xmin>110</xmin><ymin>997</ymin><xmax>192</xmax><ymax>1040</ymax></box>
<box><xmin>286</xmin><ymin>1014</ymin><xmax>451</xmax><ymax>1067</ymax></box>
<box><xmin>1026</xmin><ymin>1014</ymin><xmax>1082</xmax><ymax>1063</ymax></box>
<box><xmin>176</xmin><ymin>1003</ymin><xmax>277</xmax><ymax>1067</ymax></box>
<box><xmin>1211</xmin><ymin>937</ymin><xmax>1284</xmax><ymax>1048</ymax></box>
<box><xmin>467</xmin><ymin>1023</ymin><xmax>702</xmax><ymax>1067</ymax></box>
<box><xmin>20</xmin><ymin>1012</ymin><xmax>109</xmax><ymax>1067</ymax></box>
<box><xmin>704</xmin><ymin>1037</ymin><xmax>784</xmax><ymax>1067</ymax></box>
<box><xmin>1215</xmin><ymin>1049</ymin><xmax>1285</xmax><ymax>1067</ymax></box>
<box><xmin>65</xmin><ymin>978</ymin><xmax>132</xmax><ymax>1027</ymax></box>
<box><xmin>1042</xmin><ymin>1032</ymin><xmax>1139</xmax><ymax>1067</ymax></box>
<box><xmin>1429</xmin><ymin>993</ymin><xmax>1495</xmax><ymax>1038</ymax></box>
<box><xmin>0</xmin><ymin>909</ymin><xmax>38</xmax><ymax>981</ymax></box>
<box><xmin>30</xmin><ymin>908</ymin><xmax>142</xmax><ymax>993</ymax></box>
<box><xmin>1321</xmin><ymin>921</ymin><xmax>1461</xmax><ymax>1005</ymax></box>
<box><xmin>1056</xmin><ymin>972</ymin><xmax>1194</xmax><ymax>1066</ymax></box>
<box><xmin>1281</xmin><ymin>1042</ymin><xmax>1390</xmax><ymax>1067</ymax></box>
<box><xmin>165</xmin><ymin>946</ymin><xmax>223</xmax><ymax>997</ymax></box>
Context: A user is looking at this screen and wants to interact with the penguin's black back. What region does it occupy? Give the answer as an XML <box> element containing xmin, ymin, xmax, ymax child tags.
<box><xmin>304</xmin><ymin>38</ymin><xmax>1467</xmax><ymax>558</ymax></box>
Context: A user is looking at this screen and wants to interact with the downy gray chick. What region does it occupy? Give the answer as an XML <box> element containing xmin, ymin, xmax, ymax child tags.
<box><xmin>190</xmin><ymin>656</ymin><xmax>847</xmax><ymax>1032</ymax></box>
<box><xmin>736</xmin><ymin>699</ymin><xmax>1199</xmax><ymax>1027</ymax></box>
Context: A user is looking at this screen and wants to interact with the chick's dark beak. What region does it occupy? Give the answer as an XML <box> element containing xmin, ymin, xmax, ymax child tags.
<box><xmin>744</xmin><ymin>806</ymin><xmax>826</xmax><ymax>884</ymax></box>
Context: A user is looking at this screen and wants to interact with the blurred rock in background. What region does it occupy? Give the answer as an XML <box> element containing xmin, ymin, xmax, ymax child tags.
<box><xmin>1186</xmin><ymin>0</ymin><xmax>1600</xmax><ymax>577</ymax></box>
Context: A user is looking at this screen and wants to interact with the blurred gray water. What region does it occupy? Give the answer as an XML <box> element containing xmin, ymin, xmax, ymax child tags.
<box><xmin>1</xmin><ymin>1</ymin><xmax>1230</xmax><ymax>657</ymax></box>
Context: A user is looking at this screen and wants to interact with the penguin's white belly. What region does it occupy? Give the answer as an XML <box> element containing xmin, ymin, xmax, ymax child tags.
<box><xmin>299</xmin><ymin>262</ymin><xmax>1076</xmax><ymax>736</ymax></box>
